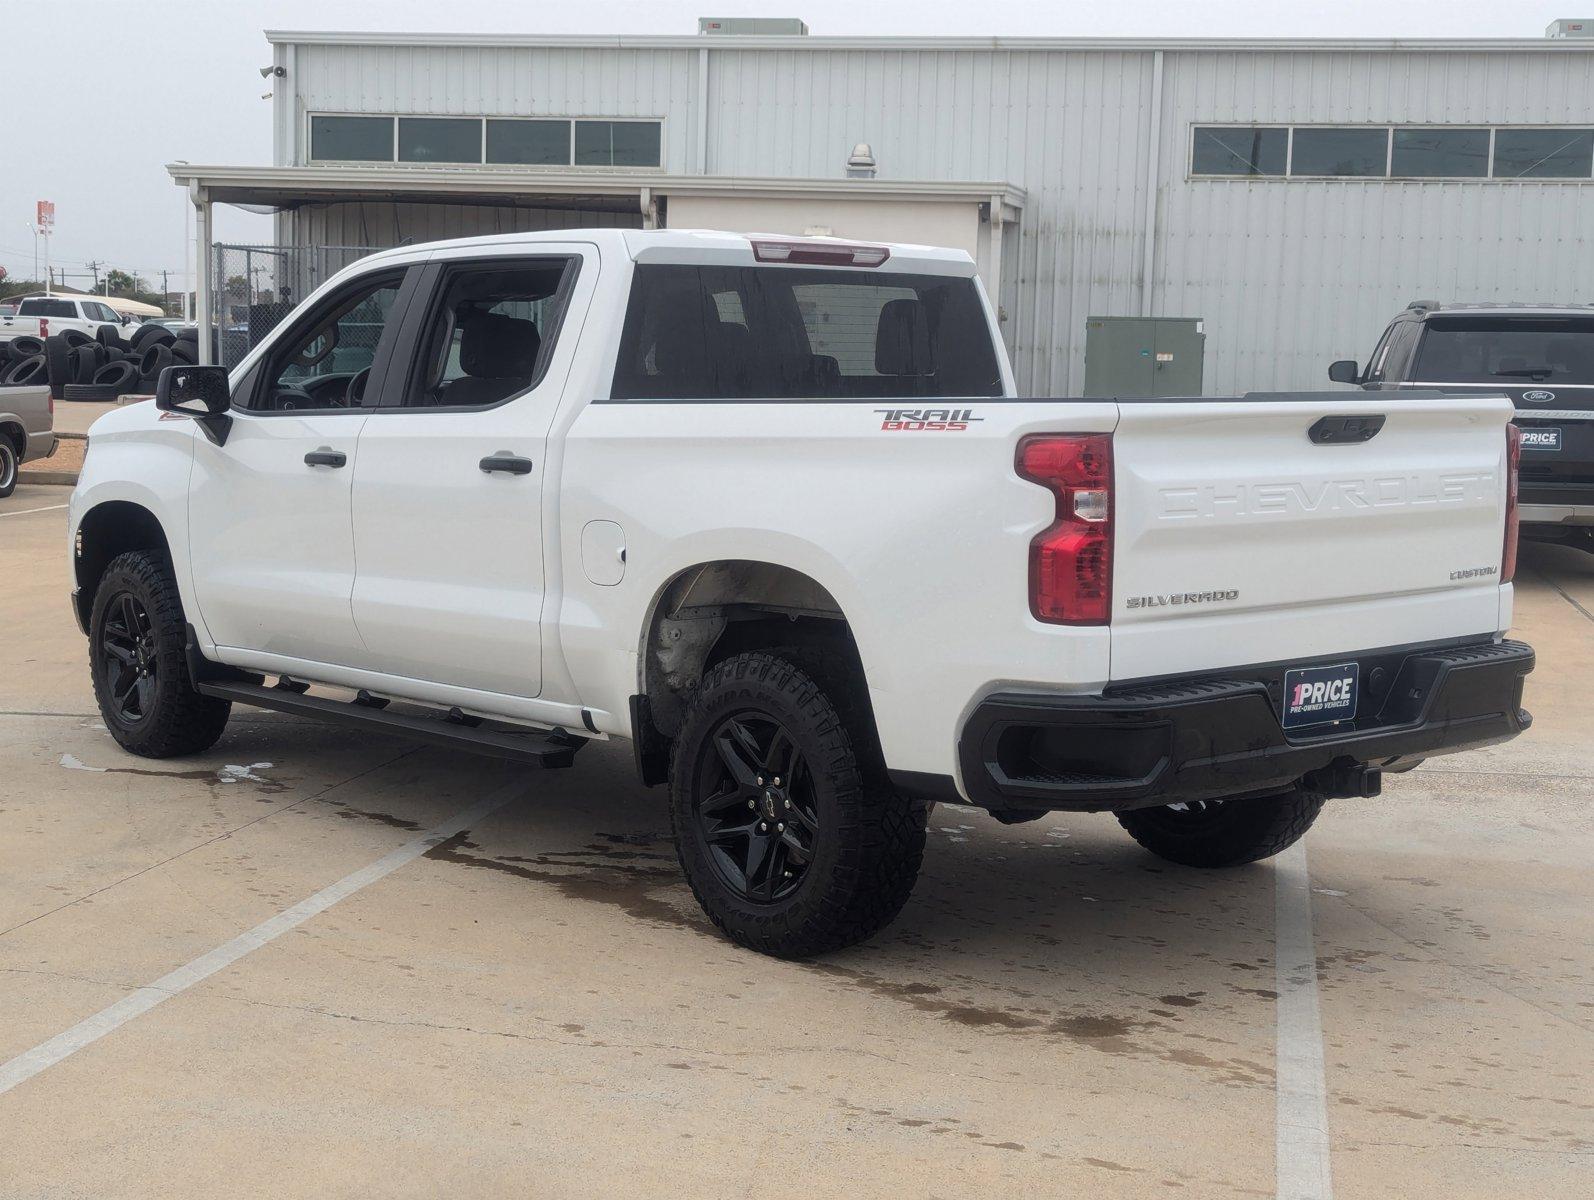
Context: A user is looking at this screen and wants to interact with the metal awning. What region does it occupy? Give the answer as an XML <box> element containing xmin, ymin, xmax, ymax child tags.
<box><xmin>166</xmin><ymin>162</ymin><xmax>1022</xmax><ymax>215</ymax></box>
<box><xmin>167</xmin><ymin>162</ymin><xmax>1024</xmax><ymax>363</ymax></box>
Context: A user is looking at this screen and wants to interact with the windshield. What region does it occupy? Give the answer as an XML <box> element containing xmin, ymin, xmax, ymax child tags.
<box><xmin>1412</xmin><ymin>316</ymin><xmax>1594</xmax><ymax>384</ymax></box>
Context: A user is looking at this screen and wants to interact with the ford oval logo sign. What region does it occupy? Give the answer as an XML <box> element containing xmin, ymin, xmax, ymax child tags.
<box><xmin>1521</xmin><ymin>389</ymin><xmax>1556</xmax><ymax>403</ymax></box>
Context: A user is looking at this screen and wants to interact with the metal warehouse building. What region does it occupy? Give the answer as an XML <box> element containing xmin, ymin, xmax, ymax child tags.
<box><xmin>171</xmin><ymin>25</ymin><xmax>1594</xmax><ymax>393</ymax></box>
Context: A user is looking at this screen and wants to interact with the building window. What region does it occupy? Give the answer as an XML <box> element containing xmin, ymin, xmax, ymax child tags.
<box><xmin>1193</xmin><ymin>124</ymin><xmax>1594</xmax><ymax>181</ymax></box>
<box><xmin>1492</xmin><ymin>128</ymin><xmax>1594</xmax><ymax>179</ymax></box>
<box><xmin>1190</xmin><ymin>127</ymin><xmax>1287</xmax><ymax>176</ymax></box>
<box><xmin>398</xmin><ymin>117</ymin><xmax>482</xmax><ymax>164</ymax></box>
<box><xmin>310</xmin><ymin>115</ymin><xmax>393</xmax><ymax>161</ymax></box>
<box><xmin>486</xmin><ymin>119</ymin><xmax>571</xmax><ymax>165</ymax></box>
<box><xmin>575</xmin><ymin>120</ymin><xmax>663</xmax><ymax>167</ymax></box>
<box><xmin>1289</xmin><ymin>128</ymin><xmax>1389</xmax><ymax>177</ymax></box>
<box><xmin>310</xmin><ymin>114</ymin><xmax>662</xmax><ymax>168</ymax></box>
<box><xmin>1391</xmin><ymin>128</ymin><xmax>1490</xmax><ymax>178</ymax></box>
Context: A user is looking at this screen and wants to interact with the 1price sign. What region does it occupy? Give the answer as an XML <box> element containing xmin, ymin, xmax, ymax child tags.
<box><xmin>36</xmin><ymin>200</ymin><xmax>55</xmax><ymax>229</ymax></box>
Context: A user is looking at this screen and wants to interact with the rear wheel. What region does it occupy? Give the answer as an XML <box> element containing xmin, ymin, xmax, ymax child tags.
<box><xmin>1115</xmin><ymin>788</ymin><xmax>1326</xmax><ymax>868</ymax></box>
<box><xmin>0</xmin><ymin>437</ymin><xmax>17</xmax><ymax>498</ymax></box>
<box><xmin>669</xmin><ymin>651</ymin><xmax>926</xmax><ymax>958</ymax></box>
<box><xmin>89</xmin><ymin>550</ymin><xmax>231</xmax><ymax>757</ymax></box>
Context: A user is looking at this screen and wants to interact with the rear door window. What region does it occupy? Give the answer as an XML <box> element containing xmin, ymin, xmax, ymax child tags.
<box><xmin>1412</xmin><ymin>317</ymin><xmax>1594</xmax><ymax>385</ymax></box>
<box><xmin>611</xmin><ymin>264</ymin><xmax>1002</xmax><ymax>400</ymax></box>
<box><xmin>398</xmin><ymin>259</ymin><xmax>576</xmax><ymax>409</ymax></box>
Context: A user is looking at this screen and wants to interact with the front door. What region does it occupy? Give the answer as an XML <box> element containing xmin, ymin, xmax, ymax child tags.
<box><xmin>188</xmin><ymin>267</ymin><xmax>417</xmax><ymax>667</ymax></box>
<box><xmin>347</xmin><ymin>246</ymin><xmax>592</xmax><ymax>698</ymax></box>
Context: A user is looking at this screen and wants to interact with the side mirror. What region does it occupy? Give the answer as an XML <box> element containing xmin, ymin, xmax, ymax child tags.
<box><xmin>1327</xmin><ymin>359</ymin><xmax>1361</xmax><ymax>385</ymax></box>
<box><xmin>156</xmin><ymin>365</ymin><xmax>232</xmax><ymax>445</ymax></box>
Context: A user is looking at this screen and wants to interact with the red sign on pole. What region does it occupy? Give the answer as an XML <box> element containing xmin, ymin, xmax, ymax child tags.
<box><xmin>36</xmin><ymin>200</ymin><xmax>55</xmax><ymax>228</ymax></box>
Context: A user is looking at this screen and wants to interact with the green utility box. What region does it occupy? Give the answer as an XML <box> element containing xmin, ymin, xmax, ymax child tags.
<box><xmin>1082</xmin><ymin>316</ymin><xmax>1206</xmax><ymax>397</ymax></box>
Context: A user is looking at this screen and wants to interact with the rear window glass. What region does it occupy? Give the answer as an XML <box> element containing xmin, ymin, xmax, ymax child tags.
<box><xmin>611</xmin><ymin>264</ymin><xmax>1002</xmax><ymax>400</ymax></box>
<box><xmin>1413</xmin><ymin>317</ymin><xmax>1594</xmax><ymax>385</ymax></box>
<box><xmin>19</xmin><ymin>298</ymin><xmax>77</xmax><ymax>318</ymax></box>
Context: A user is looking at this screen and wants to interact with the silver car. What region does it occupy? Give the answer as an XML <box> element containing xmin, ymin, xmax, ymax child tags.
<box><xmin>0</xmin><ymin>383</ymin><xmax>56</xmax><ymax>498</ymax></box>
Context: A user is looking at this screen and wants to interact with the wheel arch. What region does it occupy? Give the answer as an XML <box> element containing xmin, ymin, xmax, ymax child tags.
<box><xmin>73</xmin><ymin>500</ymin><xmax>173</xmax><ymax>635</ymax></box>
<box><xmin>631</xmin><ymin>559</ymin><xmax>877</xmax><ymax>784</ymax></box>
<box><xmin>0</xmin><ymin>418</ymin><xmax>23</xmax><ymax>455</ymax></box>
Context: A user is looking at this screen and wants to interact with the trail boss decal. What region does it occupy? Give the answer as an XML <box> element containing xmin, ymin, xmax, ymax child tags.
<box><xmin>1281</xmin><ymin>662</ymin><xmax>1359</xmax><ymax>730</ymax></box>
<box><xmin>874</xmin><ymin>407</ymin><xmax>982</xmax><ymax>431</ymax></box>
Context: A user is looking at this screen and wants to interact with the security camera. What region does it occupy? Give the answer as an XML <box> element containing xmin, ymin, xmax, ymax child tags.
<box><xmin>259</xmin><ymin>65</ymin><xmax>285</xmax><ymax>78</ymax></box>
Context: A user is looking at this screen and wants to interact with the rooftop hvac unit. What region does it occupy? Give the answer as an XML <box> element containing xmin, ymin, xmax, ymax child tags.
<box><xmin>1545</xmin><ymin>18</ymin><xmax>1594</xmax><ymax>36</ymax></box>
<box><xmin>698</xmin><ymin>17</ymin><xmax>809</xmax><ymax>35</ymax></box>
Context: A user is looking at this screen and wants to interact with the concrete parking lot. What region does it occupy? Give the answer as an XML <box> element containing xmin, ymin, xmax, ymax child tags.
<box><xmin>2</xmin><ymin>481</ymin><xmax>1590</xmax><ymax>1198</ymax></box>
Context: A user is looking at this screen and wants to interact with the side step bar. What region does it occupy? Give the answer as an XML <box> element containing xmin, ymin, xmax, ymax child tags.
<box><xmin>196</xmin><ymin>680</ymin><xmax>584</xmax><ymax>768</ymax></box>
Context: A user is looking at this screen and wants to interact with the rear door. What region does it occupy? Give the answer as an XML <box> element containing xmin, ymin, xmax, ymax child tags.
<box><xmin>1109</xmin><ymin>393</ymin><xmax>1512</xmax><ymax>680</ymax></box>
<box><xmin>345</xmin><ymin>243</ymin><xmax>595</xmax><ymax>698</ymax></box>
<box><xmin>188</xmin><ymin>266</ymin><xmax>420</xmax><ymax>666</ymax></box>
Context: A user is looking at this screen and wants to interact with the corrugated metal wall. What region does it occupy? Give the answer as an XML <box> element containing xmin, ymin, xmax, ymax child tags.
<box><xmin>293</xmin><ymin>43</ymin><xmax>702</xmax><ymax>170</ymax></box>
<box><xmin>1154</xmin><ymin>49</ymin><xmax>1594</xmax><ymax>392</ymax></box>
<box><xmin>285</xmin><ymin>39</ymin><xmax>1594</xmax><ymax>394</ymax></box>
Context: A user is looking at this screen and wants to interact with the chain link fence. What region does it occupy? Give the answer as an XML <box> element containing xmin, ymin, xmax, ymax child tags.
<box><xmin>210</xmin><ymin>243</ymin><xmax>379</xmax><ymax>367</ymax></box>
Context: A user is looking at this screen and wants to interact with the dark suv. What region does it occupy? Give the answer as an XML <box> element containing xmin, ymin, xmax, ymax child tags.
<box><xmin>1330</xmin><ymin>302</ymin><xmax>1594</xmax><ymax>552</ymax></box>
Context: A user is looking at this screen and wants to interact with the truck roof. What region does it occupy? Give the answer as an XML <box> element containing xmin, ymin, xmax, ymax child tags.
<box><xmin>1400</xmin><ymin>300</ymin><xmax>1594</xmax><ymax>320</ymax></box>
<box><xmin>358</xmin><ymin>227</ymin><xmax>978</xmax><ymax>277</ymax></box>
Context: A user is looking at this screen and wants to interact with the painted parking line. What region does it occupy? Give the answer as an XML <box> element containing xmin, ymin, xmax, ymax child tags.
<box><xmin>0</xmin><ymin>503</ymin><xmax>68</xmax><ymax>518</ymax></box>
<box><xmin>0</xmin><ymin>778</ymin><xmax>526</xmax><ymax>1097</ymax></box>
<box><xmin>1275</xmin><ymin>840</ymin><xmax>1334</xmax><ymax>1200</ymax></box>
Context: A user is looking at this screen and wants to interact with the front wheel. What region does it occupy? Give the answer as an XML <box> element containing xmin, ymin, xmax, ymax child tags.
<box><xmin>89</xmin><ymin>550</ymin><xmax>231</xmax><ymax>758</ymax></box>
<box><xmin>669</xmin><ymin>651</ymin><xmax>926</xmax><ymax>959</ymax></box>
<box><xmin>1115</xmin><ymin>788</ymin><xmax>1327</xmax><ymax>868</ymax></box>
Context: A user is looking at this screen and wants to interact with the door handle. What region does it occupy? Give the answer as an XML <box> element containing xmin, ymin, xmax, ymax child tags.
<box><xmin>479</xmin><ymin>452</ymin><xmax>533</xmax><ymax>476</ymax></box>
<box><xmin>304</xmin><ymin>447</ymin><xmax>347</xmax><ymax>468</ymax></box>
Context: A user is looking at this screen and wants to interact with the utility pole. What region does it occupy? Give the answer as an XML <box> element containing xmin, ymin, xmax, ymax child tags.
<box><xmin>160</xmin><ymin>269</ymin><xmax>170</xmax><ymax>310</ymax></box>
<box><xmin>86</xmin><ymin>260</ymin><xmax>102</xmax><ymax>292</ymax></box>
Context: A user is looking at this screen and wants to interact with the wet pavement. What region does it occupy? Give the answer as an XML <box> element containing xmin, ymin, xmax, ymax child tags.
<box><xmin>2</xmin><ymin>486</ymin><xmax>1589</xmax><ymax>1198</ymax></box>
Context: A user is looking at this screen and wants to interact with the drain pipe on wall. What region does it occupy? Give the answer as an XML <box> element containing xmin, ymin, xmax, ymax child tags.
<box><xmin>1139</xmin><ymin>49</ymin><xmax>1164</xmax><ymax>319</ymax></box>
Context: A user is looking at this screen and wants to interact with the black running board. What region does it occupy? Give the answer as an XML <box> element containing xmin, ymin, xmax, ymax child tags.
<box><xmin>196</xmin><ymin>680</ymin><xmax>584</xmax><ymax>768</ymax></box>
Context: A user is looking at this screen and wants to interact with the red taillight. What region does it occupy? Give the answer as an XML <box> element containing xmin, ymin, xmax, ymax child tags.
<box><xmin>1503</xmin><ymin>422</ymin><xmax>1521</xmax><ymax>583</ymax></box>
<box><xmin>751</xmin><ymin>239</ymin><xmax>890</xmax><ymax>267</ymax></box>
<box><xmin>38</xmin><ymin>317</ymin><xmax>48</xmax><ymax>337</ymax></box>
<box><xmin>1017</xmin><ymin>434</ymin><xmax>1113</xmax><ymax>624</ymax></box>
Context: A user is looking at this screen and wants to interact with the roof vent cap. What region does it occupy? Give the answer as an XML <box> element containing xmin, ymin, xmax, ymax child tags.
<box><xmin>846</xmin><ymin>142</ymin><xmax>877</xmax><ymax>179</ymax></box>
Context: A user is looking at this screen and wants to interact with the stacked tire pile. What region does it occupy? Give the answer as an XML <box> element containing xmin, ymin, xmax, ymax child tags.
<box><xmin>0</xmin><ymin>324</ymin><xmax>202</xmax><ymax>400</ymax></box>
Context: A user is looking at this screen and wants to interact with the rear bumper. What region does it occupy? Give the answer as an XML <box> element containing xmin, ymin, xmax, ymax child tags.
<box><xmin>1520</xmin><ymin>502</ymin><xmax>1594</xmax><ymax>528</ymax></box>
<box><xmin>957</xmin><ymin>638</ymin><xmax>1534</xmax><ymax>814</ymax></box>
<box><xmin>24</xmin><ymin>433</ymin><xmax>58</xmax><ymax>464</ymax></box>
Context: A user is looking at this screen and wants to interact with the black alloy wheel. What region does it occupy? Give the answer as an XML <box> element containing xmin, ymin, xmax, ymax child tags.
<box><xmin>692</xmin><ymin>711</ymin><xmax>819</xmax><ymax>903</ymax></box>
<box><xmin>97</xmin><ymin>590</ymin><xmax>159</xmax><ymax>723</ymax></box>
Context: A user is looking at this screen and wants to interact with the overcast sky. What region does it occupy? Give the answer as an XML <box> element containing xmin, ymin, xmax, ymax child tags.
<box><xmin>0</xmin><ymin>0</ymin><xmax>1568</xmax><ymax>293</ymax></box>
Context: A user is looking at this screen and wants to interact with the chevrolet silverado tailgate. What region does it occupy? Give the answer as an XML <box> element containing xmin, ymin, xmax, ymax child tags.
<box><xmin>1109</xmin><ymin>392</ymin><xmax>1514</xmax><ymax>680</ymax></box>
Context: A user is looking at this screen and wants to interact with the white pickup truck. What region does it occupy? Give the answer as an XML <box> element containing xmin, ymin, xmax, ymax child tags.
<box><xmin>0</xmin><ymin>294</ymin><xmax>127</xmax><ymax>345</ymax></box>
<box><xmin>68</xmin><ymin>229</ymin><xmax>1534</xmax><ymax>958</ymax></box>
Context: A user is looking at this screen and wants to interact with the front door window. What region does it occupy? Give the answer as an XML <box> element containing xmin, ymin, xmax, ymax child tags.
<box><xmin>252</xmin><ymin>276</ymin><xmax>403</xmax><ymax>411</ymax></box>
